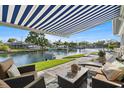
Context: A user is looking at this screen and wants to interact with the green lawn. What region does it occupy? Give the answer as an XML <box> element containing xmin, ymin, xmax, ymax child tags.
<box><xmin>63</xmin><ymin>54</ymin><xmax>85</xmax><ymax>59</ymax></box>
<box><xmin>26</xmin><ymin>59</ymin><xmax>74</xmax><ymax>71</ymax></box>
<box><xmin>11</xmin><ymin>49</ymin><xmax>29</xmax><ymax>52</ymax></box>
<box><xmin>90</xmin><ymin>52</ymin><xmax>98</xmax><ymax>55</ymax></box>
<box><xmin>21</xmin><ymin>54</ymin><xmax>86</xmax><ymax>72</ymax></box>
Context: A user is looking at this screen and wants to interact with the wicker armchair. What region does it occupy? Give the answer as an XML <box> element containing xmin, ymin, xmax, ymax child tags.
<box><xmin>4</xmin><ymin>73</ymin><xmax>46</xmax><ymax>88</ymax></box>
<box><xmin>0</xmin><ymin>58</ymin><xmax>36</xmax><ymax>79</ymax></box>
<box><xmin>0</xmin><ymin>58</ymin><xmax>46</xmax><ymax>88</ymax></box>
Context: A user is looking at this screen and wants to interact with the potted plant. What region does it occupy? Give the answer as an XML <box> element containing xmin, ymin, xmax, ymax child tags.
<box><xmin>71</xmin><ymin>64</ymin><xmax>81</xmax><ymax>74</ymax></box>
<box><xmin>98</xmin><ymin>50</ymin><xmax>106</xmax><ymax>65</ymax></box>
<box><xmin>66</xmin><ymin>64</ymin><xmax>81</xmax><ymax>78</ymax></box>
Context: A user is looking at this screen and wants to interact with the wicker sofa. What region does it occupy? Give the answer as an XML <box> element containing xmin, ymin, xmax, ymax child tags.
<box><xmin>92</xmin><ymin>74</ymin><xmax>124</xmax><ymax>88</ymax></box>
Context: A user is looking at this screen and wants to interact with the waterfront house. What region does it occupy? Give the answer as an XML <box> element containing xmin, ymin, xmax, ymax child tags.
<box><xmin>5</xmin><ymin>41</ymin><xmax>40</xmax><ymax>49</ymax></box>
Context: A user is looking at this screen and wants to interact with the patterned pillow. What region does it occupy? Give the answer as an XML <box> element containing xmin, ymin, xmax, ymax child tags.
<box><xmin>102</xmin><ymin>63</ymin><xmax>122</xmax><ymax>81</ymax></box>
<box><xmin>112</xmin><ymin>61</ymin><xmax>124</xmax><ymax>81</ymax></box>
<box><xmin>7</xmin><ymin>64</ymin><xmax>21</xmax><ymax>78</ymax></box>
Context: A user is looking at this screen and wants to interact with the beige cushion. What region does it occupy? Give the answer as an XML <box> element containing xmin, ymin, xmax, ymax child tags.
<box><xmin>85</xmin><ymin>66</ymin><xmax>103</xmax><ymax>74</ymax></box>
<box><xmin>112</xmin><ymin>60</ymin><xmax>124</xmax><ymax>81</ymax></box>
<box><xmin>0</xmin><ymin>59</ymin><xmax>14</xmax><ymax>79</ymax></box>
<box><xmin>112</xmin><ymin>60</ymin><xmax>124</xmax><ymax>69</ymax></box>
<box><xmin>21</xmin><ymin>71</ymin><xmax>37</xmax><ymax>80</ymax></box>
<box><xmin>7</xmin><ymin>64</ymin><xmax>21</xmax><ymax>78</ymax></box>
<box><xmin>102</xmin><ymin>63</ymin><xmax>122</xmax><ymax>81</ymax></box>
<box><xmin>0</xmin><ymin>79</ymin><xmax>10</xmax><ymax>88</ymax></box>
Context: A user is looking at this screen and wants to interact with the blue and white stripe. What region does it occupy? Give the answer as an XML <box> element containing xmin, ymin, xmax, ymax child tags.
<box><xmin>0</xmin><ymin>5</ymin><xmax>121</xmax><ymax>36</ymax></box>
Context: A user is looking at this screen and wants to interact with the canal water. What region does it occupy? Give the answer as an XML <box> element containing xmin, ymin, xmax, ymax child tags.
<box><xmin>0</xmin><ymin>49</ymin><xmax>98</xmax><ymax>66</ymax></box>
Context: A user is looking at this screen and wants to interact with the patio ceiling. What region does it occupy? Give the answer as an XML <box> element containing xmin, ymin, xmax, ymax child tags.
<box><xmin>0</xmin><ymin>5</ymin><xmax>121</xmax><ymax>37</ymax></box>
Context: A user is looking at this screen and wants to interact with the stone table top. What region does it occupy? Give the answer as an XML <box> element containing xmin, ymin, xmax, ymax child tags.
<box><xmin>57</xmin><ymin>67</ymin><xmax>88</xmax><ymax>83</ymax></box>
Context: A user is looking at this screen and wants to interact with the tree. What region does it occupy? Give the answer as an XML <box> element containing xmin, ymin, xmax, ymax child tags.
<box><xmin>8</xmin><ymin>38</ymin><xmax>17</xmax><ymax>42</ymax></box>
<box><xmin>79</xmin><ymin>41</ymin><xmax>90</xmax><ymax>48</ymax></box>
<box><xmin>25</xmin><ymin>32</ymin><xmax>49</xmax><ymax>50</ymax></box>
<box><xmin>108</xmin><ymin>42</ymin><xmax>119</xmax><ymax>51</ymax></box>
<box><xmin>63</xmin><ymin>41</ymin><xmax>69</xmax><ymax>48</ymax></box>
<box><xmin>68</xmin><ymin>42</ymin><xmax>77</xmax><ymax>48</ymax></box>
<box><xmin>93</xmin><ymin>40</ymin><xmax>106</xmax><ymax>48</ymax></box>
<box><xmin>0</xmin><ymin>40</ymin><xmax>2</xmax><ymax>44</ymax></box>
<box><xmin>53</xmin><ymin>40</ymin><xmax>63</xmax><ymax>48</ymax></box>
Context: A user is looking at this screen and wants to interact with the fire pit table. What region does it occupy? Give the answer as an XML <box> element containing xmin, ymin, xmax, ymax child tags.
<box><xmin>57</xmin><ymin>67</ymin><xmax>88</xmax><ymax>88</ymax></box>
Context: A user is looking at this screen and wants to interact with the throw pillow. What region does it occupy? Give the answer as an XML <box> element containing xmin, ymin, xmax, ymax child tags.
<box><xmin>7</xmin><ymin>64</ymin><xmax>21</xmax><ymax>78</ymax></box>
<box><xmin>112</xmin><ymin>60</ymin><xmax>124</xmax><ymax>81</ymax></box>
<box><xmin>102</xmin><ymin>63</ymin><xmax>122</xmax><ymax>81</ymax></box>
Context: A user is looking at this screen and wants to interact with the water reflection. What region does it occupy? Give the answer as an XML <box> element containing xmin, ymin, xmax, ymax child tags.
<box><xmin>0</xmin><ymin>49</ymin><xmax>85</xmax><ymax>66</ymax></box>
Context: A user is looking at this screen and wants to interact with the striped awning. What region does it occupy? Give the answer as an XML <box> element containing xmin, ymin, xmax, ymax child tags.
<box><xmin>0</xmin><ymin>5</ymin><xmax>121</xmax><ymax>37</ymax></box>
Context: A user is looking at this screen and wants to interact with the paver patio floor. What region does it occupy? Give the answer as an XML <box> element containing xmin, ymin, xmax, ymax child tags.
<box><xmin>37</xmin><ymin>55</ymin><xmax>98</xmax><ymax>87</ymax></box>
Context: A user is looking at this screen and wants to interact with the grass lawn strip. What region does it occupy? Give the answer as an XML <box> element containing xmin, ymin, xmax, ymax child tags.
<box><xmin>90</xmin><ymin>52</ymin><xmax>98</xmax><ymax>55</ymax></box>
<box><xmin>25</xmin><ymin>59</ymin><xmax>74</xmax><ymax>71</ymax></box>
<box><xmin>63</xmin><ymin>54</ymin><xmax>85</xmax><ymax>59</ymax></box>
<box><xmin>21</xmin><ymin>54</ymin><xmax>86</xmax><ymax>71</ymax></box>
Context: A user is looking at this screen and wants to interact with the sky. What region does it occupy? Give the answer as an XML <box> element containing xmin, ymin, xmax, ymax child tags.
<box><xmin>0</xmin><ymin>21</ymin><xmax>120</xmax><ymax>43</ymax></box>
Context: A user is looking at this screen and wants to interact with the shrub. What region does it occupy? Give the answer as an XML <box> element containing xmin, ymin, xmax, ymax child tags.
<box><xmin>98</xmin><ymin>50</ymin><xmax>106</xmax><ymax>65</ymax></box>
<box><xmin>0</xmin><ymin>45</ymin><xmax>9</xmax><ymax>51</ymax></box>
<box><xmin>98</xmin><ymin>50</ymin><xmax>106</xmax><ymax>57</ymax></box>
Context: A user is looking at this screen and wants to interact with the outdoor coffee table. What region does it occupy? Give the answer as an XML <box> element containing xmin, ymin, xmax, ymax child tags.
<box><xmin>57</xmin><ymin>67</ymin><xmax>88</xmax><ymax>88</ymax></box>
